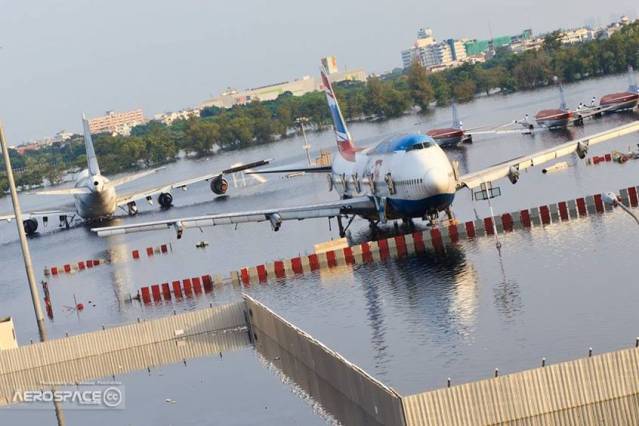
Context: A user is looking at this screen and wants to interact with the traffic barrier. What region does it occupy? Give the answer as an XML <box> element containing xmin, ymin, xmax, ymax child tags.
<box><xmin>44</xmin><ymin>257</ymin><xmax>108</xmax><ymax>278</ymax></box>
<box><xmin>232</xmin><ymin>185</ymin><xmax>639</xmax><ymax>286</ymax></box>
<box><xmin>137</xmin><ymin>274</ymin><xmax>216</xmax><ymax>304</ymax></box>
<box><xmin>135</xmin><ymin>184</ymin><xmax>639</xmax><ymax>301</ymax></box>
<box><xmin>132</xmin><ymin>243</ymin><xmax>171</xmax><ymax>260</ymax></box>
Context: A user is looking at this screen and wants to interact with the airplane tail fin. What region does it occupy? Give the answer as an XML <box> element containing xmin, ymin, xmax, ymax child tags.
<box><xmin>628</xmin><ymin>65</ymin><xmax>638</xmax><ymax>93</ymax></box>
<box><xmin>321</xmin><ymin>66</ymin><xmax>357</xmax><ymax>162</ymax></box>
<box><xmin>82</xmin><ymin>114</ymin><xmax>101</xmax><ymax>176</ymax></box>
<box><xmin>554</xmin><ymin>77</ymin><xmax>568</xmax><ymax>111</ymax></box>
<box><xmin>451</xmin><ymin>101</ymin><xmax>462</xmax><ymax>129</ymax></box>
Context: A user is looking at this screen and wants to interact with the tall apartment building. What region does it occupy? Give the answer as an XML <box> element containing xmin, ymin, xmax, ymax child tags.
<box><xmin>401</xmin><ymin>27</ymin><xmax>462</xmax><ymax>70</ymax></box>
<box><xmin>88</xmin><ymin>109</ymin><xmax>145</xmax><ymax>136</ymax></box>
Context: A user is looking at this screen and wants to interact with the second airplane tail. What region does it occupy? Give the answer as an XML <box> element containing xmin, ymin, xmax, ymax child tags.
<box><xmin>82</xmin><ymin>114</ymin><xmax>101</xmax><ymax>177</ymax></box>
<box><xmin>321</xmin><ymin>67</ymin><xmax>358</xmax><ymax>162</ymax></box>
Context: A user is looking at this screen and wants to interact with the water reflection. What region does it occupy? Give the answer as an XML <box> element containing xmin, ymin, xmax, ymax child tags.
<box><xmin>255</xmin><ymin>330</ymin><xmax>382</xmax><ymax>426</ymax></box>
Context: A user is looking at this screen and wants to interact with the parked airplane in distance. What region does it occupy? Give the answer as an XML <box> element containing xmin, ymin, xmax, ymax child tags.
<box><xmin>92</xmin><ymin>65</ymin><xmax>639</xmax><ymax>239</ymax></box>
<box><xmin>1</xmin><ymin>115</ymin><xmax>269</xmax><ymax>235</ymax></box>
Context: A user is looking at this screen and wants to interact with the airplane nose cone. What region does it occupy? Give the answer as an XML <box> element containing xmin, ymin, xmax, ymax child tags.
<box><xmin>425</xmin><ymin>167</ymin><xmax>454</xmax><ymax>195</ymax></box>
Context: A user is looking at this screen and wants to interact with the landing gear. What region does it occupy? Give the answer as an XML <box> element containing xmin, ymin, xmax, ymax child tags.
<box><xmin>158</xmin><ymin>192</ymin><xmax>173</xmax><ymax>209</ymax></box>
<box><xmin>368</xmin><ymin>219</ymin><xmax>379</xmax><ymax>239</ymax></box>
<box><xmin>445</xmin><ymin>208</ymin><xmax>454</xmax><ymax>221</ymax></box>
<box><xmin>127</xmin><ymin>201</ymin><xmax>138</xmax><ymax>216</ymax></box>
<box><xmin>336</xmin><ymin>215</ymin><xmax>356</xmax><ymax>238</ymax></box>
<box><xmin>402</xmin><ymin>217</ymin><xmax>415</xmax><ymax>231</ymax></box>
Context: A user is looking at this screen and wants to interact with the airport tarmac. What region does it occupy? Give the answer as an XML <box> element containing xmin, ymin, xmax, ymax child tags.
<box><xmin>1</xmin><ymin>72</ymin><xmax>639</xmax><ymax>424</ymax></box>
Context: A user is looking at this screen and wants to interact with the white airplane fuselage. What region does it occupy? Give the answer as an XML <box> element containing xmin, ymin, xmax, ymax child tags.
<box><xmin>331</xmin><ymin>134</ymin><xmax>457</xmax><ymax>220</ymax></box>
<box><xmin>73</xmin><ymin>170</ymin><xmax>117</xmax><ymax>219</ymax></box>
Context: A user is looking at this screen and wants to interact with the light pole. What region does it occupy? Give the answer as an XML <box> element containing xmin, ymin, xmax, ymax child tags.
<box><xmin>603</xmin><ymin>192</ymin><xmax>639</xmax><ymax>226</ymax></box>
<box><xmin>0</xmin><ymin>122</ymin><xmax>65</xmax><ymax>425</ymax></box>
<box><xmin>0</xmin><ymin>123</ymin><xmax>47</xmax><ymax>339</ymax></box>
<box><xmin>295</xmin><ymin>117</ymin><xmax>312</xmax><ymax>166</ymax></box>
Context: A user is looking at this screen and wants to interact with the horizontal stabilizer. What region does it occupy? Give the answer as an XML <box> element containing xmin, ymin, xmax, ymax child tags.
<box><xmin>36</xmin><ymin>187</ymin><xmax>91</xmax><ymax>196</ymax></box>
<box><xmin>246</xmin><ymin>165</ymin><xmax>332</xmax><ymax>175</ymax></box>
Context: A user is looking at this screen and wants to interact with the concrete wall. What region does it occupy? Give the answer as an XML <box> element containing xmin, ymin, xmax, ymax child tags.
<box><xmin>244</xmin><ymin>295</ymin><xmax>406</xmax><ymax>426</ymax></box>
<box><xmin>401</xmin><ymin>346</ymin><xmax>639</xmax><ymax>426</ymax></box>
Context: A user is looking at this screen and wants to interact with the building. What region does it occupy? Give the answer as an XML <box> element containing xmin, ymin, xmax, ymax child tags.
<box><xmin>0</xmin><ymin>317</ymin><xmax>17</xmax><ymax>350</ymax></box>
<box><xmin>87</xmin><ymin>109</ymin><xmax>145</xmax><ymax>136</ymax></box>
<box><xmin>321</xmin><ymin>56</ymin><xmax>339</xmax><ymax>74</ymax></box>
<box><xmin>200</xmin><ymin>58</ymin><xmax>367</xmax><ymax>109</ymax></box>
<box><xmin>14</xmin><ymin>129</ymin><xmax>75</xmax><ymax>155</ymax></box>
<box><xmin>561</xmin><ymin>27</ymin><xmax>596</xmax><ymax>44</ymax></box>
<box><xmin>446</xmin><ymin>39</ymin><xmax>467</xmax><ymax>62</ymax></box>
<box><xmin>402</xmin><ymin>27</ymin><xmax>472</xmax><ymax>70</ymax></box>
<box><xmin>154</xmin><ymin>109</ymin><xmax>201</xmax><ymax>126</ymax></box>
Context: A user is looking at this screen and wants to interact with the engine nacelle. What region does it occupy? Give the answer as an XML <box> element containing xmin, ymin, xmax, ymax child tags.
<box><xmin>23</xmin><ymin>218</ymin><xmax>38</xmax><ymax>235</ymax></box>
<box><xmin>576</xmin><ymin>140</ymin><xmax>589</xmax><ymax>159</ymax></box>
<box><xmin>508</xmin><ymin>165</ymin><xmax>520</xmax><ymax>184</ymax></box>
<box><xmin>174</xmin><ymin>221</ymin><xmax>184</xmax><ymax>239</ymax></box>
<box><xmin>158</xmin><ymin>192</ymin><xmax>173</xmax><ymax>209</ymax></box>
<box><xmin>211</xmin><ymin>176</ymin><xmax>229</xmax><ymax>195</ymax></box>
<box><xmin>268</xmin><ymin>213</ymin><xmax>282</xmax><ymax>232</ymax></box>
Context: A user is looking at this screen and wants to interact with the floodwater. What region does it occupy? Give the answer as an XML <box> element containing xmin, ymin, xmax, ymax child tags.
<box><xmin>1</xmin><ymin>72</ymin><xmax>639</xmax><ymax>424</ymax></box>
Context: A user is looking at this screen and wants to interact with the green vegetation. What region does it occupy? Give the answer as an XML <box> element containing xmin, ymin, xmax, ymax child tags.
<box><xmin>2</xmin><ymin>21</ymin><xmax>638</xmax><ymax>194</ymax></box>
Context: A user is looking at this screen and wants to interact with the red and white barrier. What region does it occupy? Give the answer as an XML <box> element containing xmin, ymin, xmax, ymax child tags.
<box><xmin>44</xmin><ymin>258</ymin><xmax>108</xmax><ymax>277</ymax></box>
<box><xmin>137</xmin><ymin>274</ymin><xmax>224</xmax><ymax>304</ymax></box>
<box><xmin>234</xmin><ymin>185</ymin><xmax>639</xmax><ymax>286</ymax></box>
<box><xmin>131</xmin><ymin>243</ymin><xmax>171</xmax><ymax>260</ymax></box>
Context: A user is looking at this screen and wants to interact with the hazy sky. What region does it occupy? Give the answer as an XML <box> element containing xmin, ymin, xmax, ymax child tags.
<box><xmin>0</xmin><ymin>0</ymin><xmax>637</xmax><ymax>143</ymax></box>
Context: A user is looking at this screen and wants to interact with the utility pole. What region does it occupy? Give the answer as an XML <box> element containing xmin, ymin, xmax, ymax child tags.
<box><xmin>296</xmin><ymin>117</ymin><xmax>312</xmax><ymax>166</ymax></box>
<box><xmin>0</xmin><ymin>122</ymin><xmax>65</xmax><ymax>425</ymax></box>
<box><xmin>0</xmin><ymin>123</ymin><xmax>47</xmax><ymax>340</ymax></box>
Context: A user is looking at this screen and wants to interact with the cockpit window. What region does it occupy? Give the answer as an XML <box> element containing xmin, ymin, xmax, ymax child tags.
<box><xmin>405</xmin><ymin>141</ymin><xmax>434</xmax><ymax>152</ymax></box>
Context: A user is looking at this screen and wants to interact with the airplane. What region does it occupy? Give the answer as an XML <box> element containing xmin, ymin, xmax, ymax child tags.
<box><xmin>91</xmin><ymin>65</ymin><xmax>639</xmax><ymax>239</ymax></box>
<box><xmin>1</xmin><ymin>115</ymin><xmax>269</xmax><ymax>235</ymax></box>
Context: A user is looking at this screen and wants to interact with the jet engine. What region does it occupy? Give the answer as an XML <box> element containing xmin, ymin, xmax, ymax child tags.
<box><xmin>23</xmin><ymin>218</ymin><xmax>38</xmax><ymax>236</ymax></box>
<box><xmin>576</xmin><ymin>140</ymin><xmax>589</xmax><ymax>159</ymax></box>
<box><xmin>507</xmin><ymin>165</ymin><xmax>520</xmax><ymax>184</ymax></box>
<box><xmin>210</xmin><ymin>176</ymin><xmax>229</xmax><ymax>195</ymax></box>
<box><xmin>158</xmin><ymin>192</ymin><xmax>173</xmax><ymax>209</ymax></box>
<box><xmin>268</xmin><ymin>213</ymin><xmax>282</xmax><ymax>232</ymax></box>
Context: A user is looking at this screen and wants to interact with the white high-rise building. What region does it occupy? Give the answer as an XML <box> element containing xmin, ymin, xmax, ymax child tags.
<box><xmin>401</xmin><ymin>27</ymin><xmax>460</xmax><ymax>69</ymax></box>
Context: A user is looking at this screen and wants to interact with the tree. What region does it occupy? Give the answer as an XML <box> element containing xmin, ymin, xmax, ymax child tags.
<box><xmin>452</xmin><ymin>79</ymin><xmax>477</xmax><ymax>102</ymax></box>
<box><xmin>406</xmin><ymin>61</ymin><xmax>434</xmax><ymax>111</ymax></box>
<box><xmin>543</xmin><ymin>31</ymin><xmax>563</xmax><ymax>52</ymax></box>
<box><xmin>183</xmin><ymin>118</ymin><xmax>221</xmax><ymax>156</ymax></box>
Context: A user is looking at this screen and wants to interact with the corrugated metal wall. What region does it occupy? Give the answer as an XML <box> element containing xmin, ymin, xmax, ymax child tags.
<box><xmin>0</xmin><ymin>330</ymin><xmax>249</xmax><ymax>406</ymax></box>
<box><xmin>244</xmin><ymin>295</ymin><xmax>406</xmax><ymax>426</ymax></box>
<box><xmin>401</xmin><ymin>347</ymin><xmax>639</xmax><ymax>426</ymax></box>
<box><xmin>0</xmin><ymin>301</ymin><xmax>246</xmax><ymax>376</ymax></box>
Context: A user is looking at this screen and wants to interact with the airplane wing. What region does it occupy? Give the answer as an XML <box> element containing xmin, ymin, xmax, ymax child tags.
<box><xmin>0</xmin><ymin>209</ymin><xmax>77</xmax><ymax>223</ymax></box>
<box><xmin>246</xmin><ymin>165</ymin><xmax>332</xmax><ymax>174</ymax></box>
<box><xmin>109</xmin><ymin>167</ymin><xmax>164</xmax><ymax>188</ymax></box>
<box><xmin>115</xmin><ymin>159</ymin><xmax>271</xmax><ymax>207</ymax></box>
<box><xmin>457</xmin><ymin>121</ymin><xmax>639</xmax><ymax>190</ymax></box>
<box><xmin>93</xmin><ymin>196</ymin><xmax>374</xmax><ymax>237</ymax></box>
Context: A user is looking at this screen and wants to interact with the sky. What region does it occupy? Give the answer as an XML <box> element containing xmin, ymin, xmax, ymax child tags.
<box><xmin>0</xmin><ymin>0</ymin><xmax>637</xmax><ymax>144</ymax></box>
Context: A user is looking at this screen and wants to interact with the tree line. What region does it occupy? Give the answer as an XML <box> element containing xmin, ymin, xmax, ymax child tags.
<box><xmin>2</xmin><ymin>21</ymin><xmax>638</xmax><ymax>194</ymax></box>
